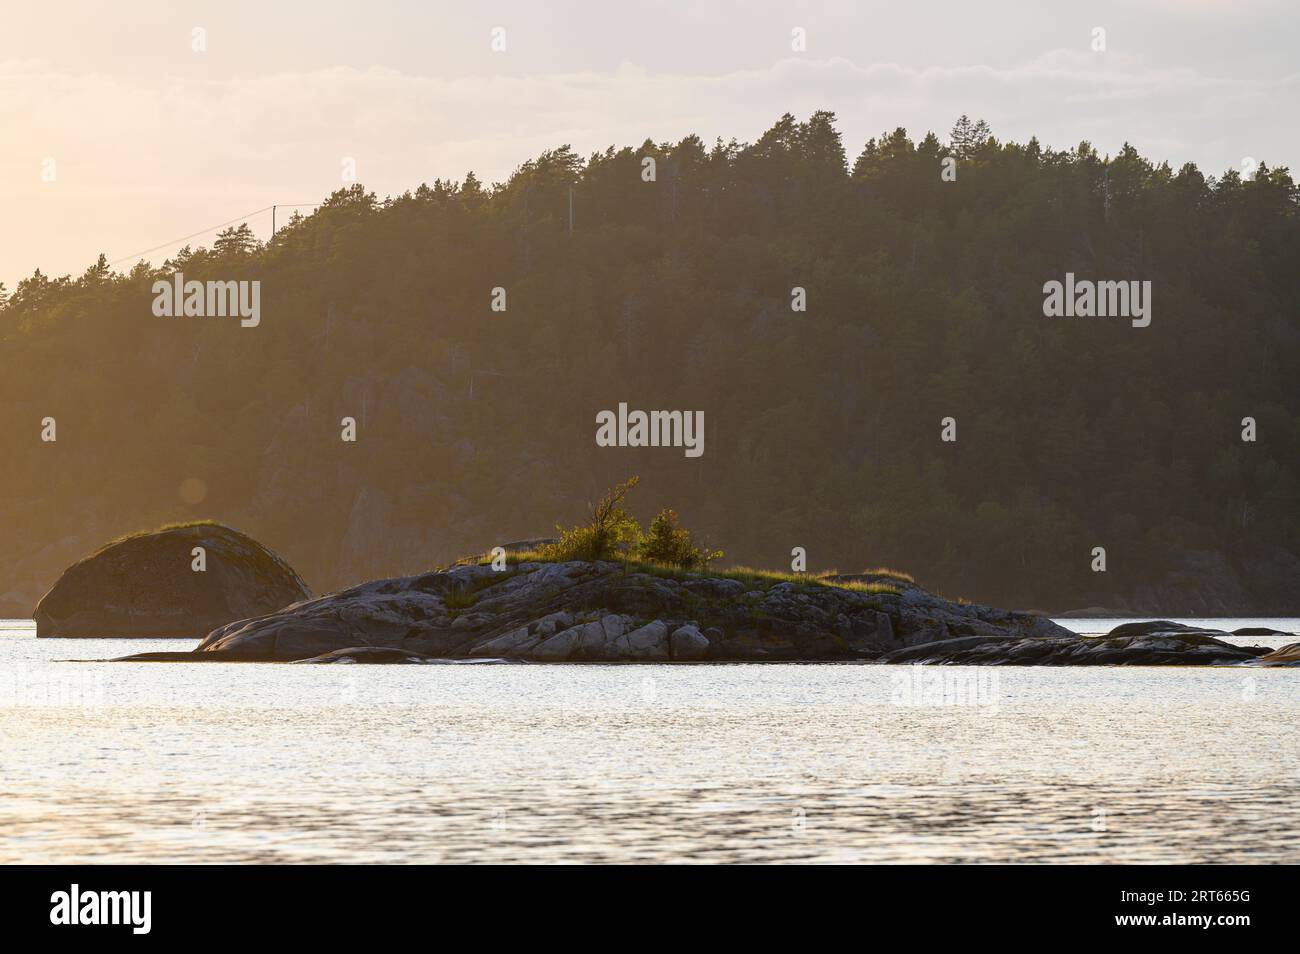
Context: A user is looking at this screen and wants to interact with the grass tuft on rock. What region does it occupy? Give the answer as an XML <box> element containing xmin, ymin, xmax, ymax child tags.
<box><xmin>457</xmin><ymin>479</ymin><xmax>910</xmax><ymax>599</ymax></box>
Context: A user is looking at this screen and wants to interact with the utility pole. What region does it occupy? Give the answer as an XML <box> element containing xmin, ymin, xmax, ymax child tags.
<box><xmin>568</xmin><ymin>185</ymin><xmax>573</xmax><ymax>236</ymax></box>
<box><xmin>272</xmin><ymin>205</ymin><xmax>276</xmax><ymax>236</ymax></box>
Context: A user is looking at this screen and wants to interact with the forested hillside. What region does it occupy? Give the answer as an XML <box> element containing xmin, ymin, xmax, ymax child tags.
<box><xmin>2</xmin><ymin>112</ymin><xmax>1297</xmax><ymax>615</ymax></box>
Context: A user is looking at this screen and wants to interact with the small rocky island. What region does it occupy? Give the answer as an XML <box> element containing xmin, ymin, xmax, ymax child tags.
<box><xmin>35</xmin><ymin>521</ymin><xmax>309</xmax><ymax>638</ymax></box>
<box><xmin>117</xmin><ymin>556</ymin><xmax>1281</xmax><ymax>665</ymax></box>
<box><xmin>48</xmin><ymin>483</ymin><xmax>1288</xmax><ymax>665</ymax></box>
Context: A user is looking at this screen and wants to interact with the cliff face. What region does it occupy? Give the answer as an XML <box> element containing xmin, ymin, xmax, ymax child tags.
<box><xmin>1105</xmin><ymin>548</ymin><xmax>1300</xmax><ymax>617</ymax></box>
<box><xmin>33</xmin><ymin>522</ymin><xmax>309</xmax><ymax>637</ymax></box>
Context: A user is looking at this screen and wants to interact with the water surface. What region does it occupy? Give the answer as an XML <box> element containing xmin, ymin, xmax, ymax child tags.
<box><xmin>1</xmin><ymin>619</ymin><xmax>1296</xmax><ymax>863</ymax></box>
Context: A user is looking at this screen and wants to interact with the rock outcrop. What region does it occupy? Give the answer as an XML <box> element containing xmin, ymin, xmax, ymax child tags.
<box><xmin>1234</xmin><ymin>627</ymin><xmax>1295</xmax><ymax>637</ymax></box>
<box><xmin>288</xmin><ymin>647</ymin><xmax>510</xmax><ymax>664</ymax></box>
<box><xmin>880</xmin><ymin>622</ymin><xmax>1270</xmax><ymax>666</ymax></box>
<box><xmin>106</xmin><ymin>559</ymin><xmax>1285</xmax><ymax>665</ymax></box>
<box><xmin>143</xmin><ymin>559</ymin><xmax>1064</xmax><ymax>662</ymax></box>
<box><xmin>1255</xmin><ymin>642</ymin><xmax>1300</xmax><ymax>666</ymax></box>
<box><xmin>35</xmin><ymin>522</ymin><xmax>310</xmax><ymax>637</ymax></box>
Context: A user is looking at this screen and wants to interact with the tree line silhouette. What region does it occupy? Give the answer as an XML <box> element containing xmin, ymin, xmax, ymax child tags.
<box><xmin>1</xmin><ymin>111</ymin><xmax>1296</xmax><ymax>614</ymax></box>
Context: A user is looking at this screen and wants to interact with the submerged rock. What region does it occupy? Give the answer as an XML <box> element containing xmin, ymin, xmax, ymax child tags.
<box><xmin>35</xmin><ymin>522</ymin><xmax>309</xmax><ymax>638</ymax></box>
<box><xmin>289</xmin><ymin>646</ymin><xmax>514</xmax><ymax>664</ymax></box>
<box><xmin>1103</xmin><ymin>620</ymin><xmax>1233</xmax><ymax>639</ymax></box>
<box><xmin>1234</xmin><ymin>627</ymin><xmax>1295</xmax><ymax>637</ymax></box>
<box><xmin>881</xmin><ymin>622</ymin><xmax>1272</xmax><ymax>666</ymax></box>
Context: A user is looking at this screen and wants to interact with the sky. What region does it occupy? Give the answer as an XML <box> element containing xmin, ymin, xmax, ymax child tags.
<box><xmin>1</xmin><ymin>0</ymin><xmax>1297</xmax><ymax>289</ymax></box>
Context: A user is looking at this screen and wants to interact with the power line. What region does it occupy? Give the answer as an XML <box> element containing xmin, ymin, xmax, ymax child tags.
<box><xmin>107</xmin><ymin>203</ymin><xmax>321</xmax><ymax>268</ymax></box>
<box><xmin>107</xmin><ymin>205</ymin><xmax>270</xmax><ymax>266</ymax></box>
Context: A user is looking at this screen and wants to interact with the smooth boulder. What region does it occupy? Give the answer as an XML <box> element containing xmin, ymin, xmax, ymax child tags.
<box><xmin>35</xmin><ymin>522</ymin><xmax>309</xmax><ymax>637</ymax></box>
<box><xmin>1256</xmin><ymin>642</ymin><xmax>1300</xmax><ymax>666</ymax></box>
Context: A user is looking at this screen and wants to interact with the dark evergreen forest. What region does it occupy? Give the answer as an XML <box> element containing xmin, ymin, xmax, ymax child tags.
<box><xmin>2</xmin><ymin>112</ymin><xmax>1296</xmax><ymax>614</ymax></box>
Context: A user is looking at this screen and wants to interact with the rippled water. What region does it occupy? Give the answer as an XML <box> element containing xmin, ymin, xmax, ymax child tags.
<box><xmin>1</xmin><ymin>620</ymin><xmax>1296</xmax><ymax>863</ymax></box>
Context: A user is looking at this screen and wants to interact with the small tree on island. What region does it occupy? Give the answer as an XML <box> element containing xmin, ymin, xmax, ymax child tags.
<box><xmin>541</xmin><ymin>477</ymin><xmax>723</xmax><ymax>570</ymax></box>
<box><xmin>640</xmin><ymin>508</ymin><xmax>723</xmax><ymax>570</ymax></box>
<box><xmin>542</xmin><ymin>476</ymin><xmax>642</xmax><ymax>563</ymax></box>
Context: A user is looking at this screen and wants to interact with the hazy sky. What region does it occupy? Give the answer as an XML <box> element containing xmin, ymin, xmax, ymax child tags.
<box><xmin>2</xmin><ymin>0</ymin><xmax>1297</xmax><ymax>289</ymax></box>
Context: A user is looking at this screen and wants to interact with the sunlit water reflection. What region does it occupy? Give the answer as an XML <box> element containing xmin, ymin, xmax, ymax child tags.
<box><xmin>1</xmin><ymin>621</ymin><xmax>1296</xmax><ymax>863</ymax></box>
